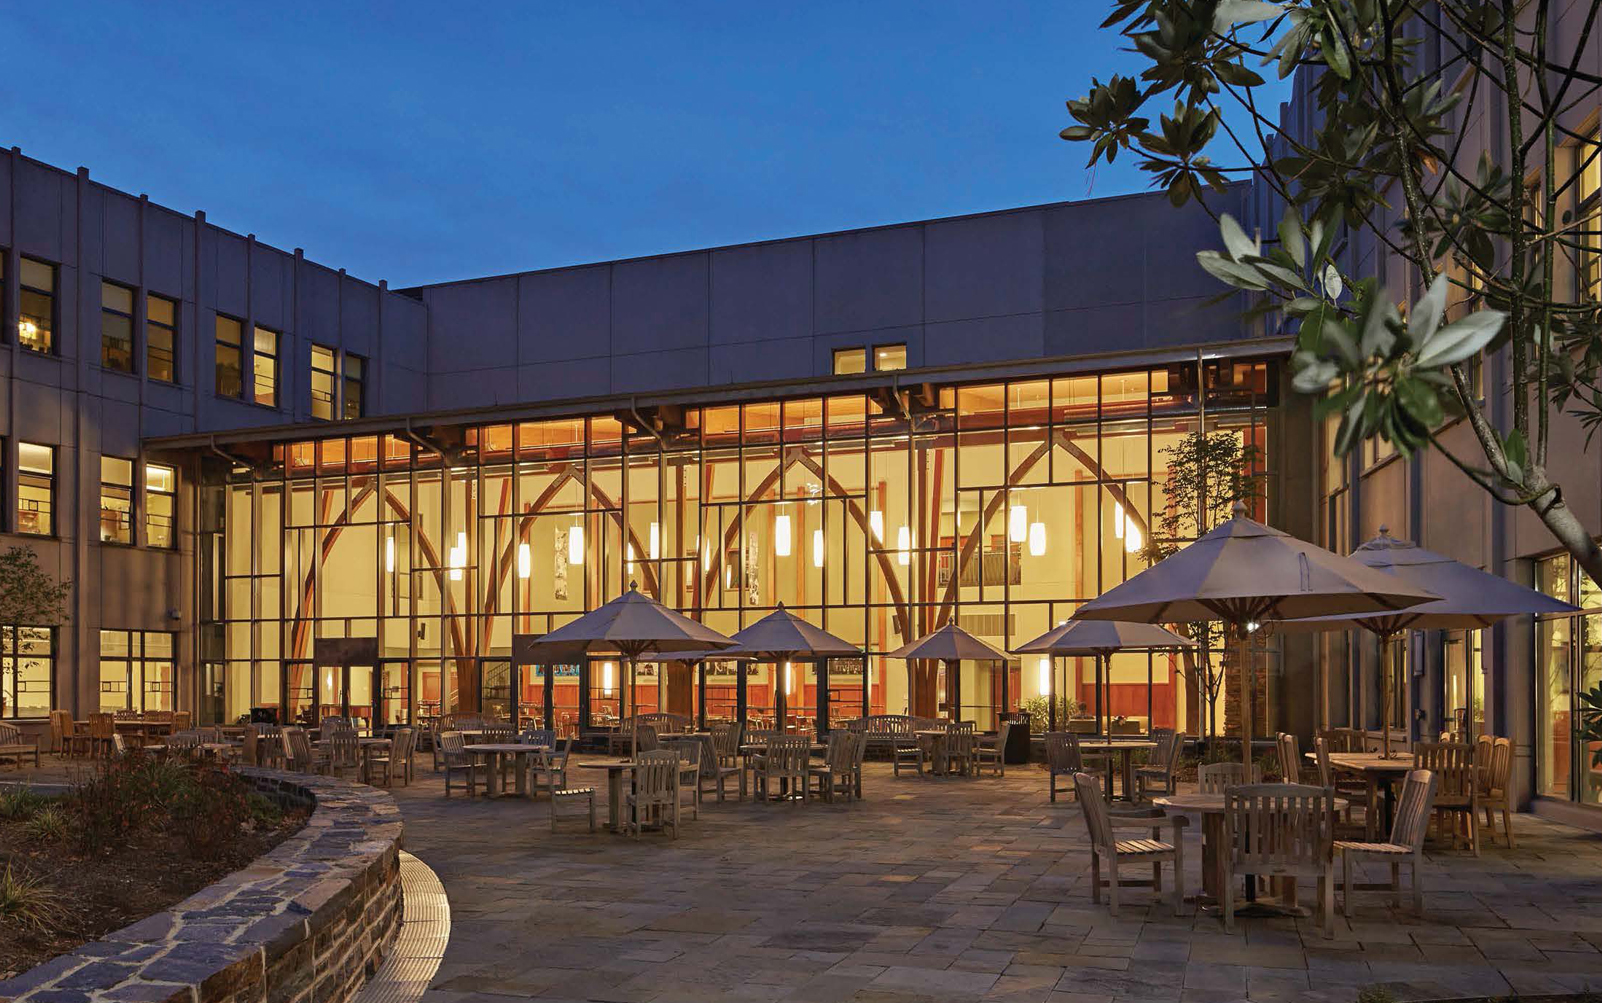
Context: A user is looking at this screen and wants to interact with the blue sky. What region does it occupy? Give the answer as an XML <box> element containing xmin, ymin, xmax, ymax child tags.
<box><xmin>8</xmin><ymin>4</ymin><xmax>1290</xmax><ymax>288</ymax></box>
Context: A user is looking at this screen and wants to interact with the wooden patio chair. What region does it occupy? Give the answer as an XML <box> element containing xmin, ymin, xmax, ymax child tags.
<box><xmin>947</xmin><ymin>720</ymin><xmax>977</xmax><ymax>776</ymax></box>
<box><xmin>1413</xmin><ymin>741</ymin><xmax>1477</xmax><ymax>855</ymax></box>
<box><xmin>88</xmin><ymin>713</ymin><xmax>116</xmax><ymax>759</ymax></box>
<box><xmin>1198</xmin><ymin>761</ymin><xmax>1261</xmax><ymax>794</ymax></box>
<box><xmin>808</xmin><ymin>731</ymin><xmax>860</xmax><ymax>803</ymax></box>
<box><xmin>172</xmin><ymin>710</ymin><xmax>191</xmax><ymax>730</ymax></box>
<box><xmin>1222</xmin><ymin>783</ymin><xmax>1336</xmax><ymax>936</ymax></box>
<box><xmin>0</xmin><ymin>723</ymin><xmax>39</xmax><ymax>768</ymax></box>
<box><xmin>754</xmin><ymin>735</ymin><xmax>809</xmax><ymax>803</ymax></box>
<box><xmin>1046</xmin><ymin>732</ymin><xmax>1105</xmax><ymax>802</ymax></box>
<box><xmin>664</xmin><ymin>736</ymin><xmax>703</xmax><ymax>819</ymax></box>
<box><xmin>1134</xmin><ymin>727</ymin><xmax>1182</xmax><ymax>800</ymax></box>
<box><xmin>1276</xmin><ymin>732</ymin><xmax>1303</xmax><ymax>782</ymax></box>
<box><xmin>974</xmin><ymin>721</ymin><xmax>1012</xmax><ymax>777</ymax></box>
<box><xmin>890</xmin><ymin>718</ymin><xmax>924</xmax><ymax>776</ymax></box>
<box><xmin>282</xmin><ymin>726</ymin><xmax>330</xmax><ymax>774</ymax></box>
<box><xmin>709</xmin><ymin>721</ymin><xmax>742</xmax><ymax>766</ymax></box>
<box><xmin>625</xmin><ymin>750</ymin><xmax>681</xmax><ymax>838</ymax></box>
<box><xmin>1319</xmin><ymin>727</ymin><xmax>1364</xmax><ymax>753</ymax></box>
<box><xmin>1335</xmin><ymin>769</ymin><xmax>1437</xmax><ymax>917</ymax></box>
<box><xmin>530</xmin><ymin>738</ymin><xmax>573</xmax><ymax>799</ymax></box>
<box><xmin>321</xmin><ymin>727</ymin><xmax>361</xmax><ymax>777</ymax></box>
<box><xmin>1074</xmin><ymin>772</ymin><xmax>1184</xmax><ymax>918</ymax></box>
<box><xmin>698</xmin><ymin>733</ymin><xmax>744</xmax><ymax>802</ymax></box>
<box><xmin>1476</xmin><ymin>737</ymin><xmax>1515</xmax><ymax>848</ymax></box>
<box><xmin>1314</xmin><ymin>736</ymin><xmax>1370</xmax><ymax>837</ymax></box>
<box><xmin>439</xmin><ymin>730</ymin><xmax>484</xmax><ymax>796</ymax></box>
<box><xmin>363</xmin><ymin>727</ymin><xmax>415</xmax><ymax>787</ymax></box>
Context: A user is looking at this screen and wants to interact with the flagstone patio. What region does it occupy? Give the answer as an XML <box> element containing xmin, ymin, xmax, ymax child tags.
<box><xmin>386</xmin><ymin>756</ymin><xmax>1602</xmax><ymax>1003</ymax></box>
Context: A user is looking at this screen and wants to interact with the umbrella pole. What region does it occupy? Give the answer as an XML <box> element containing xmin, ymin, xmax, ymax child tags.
<box><xmin>1236</xmin><ymin>626</ymin><xmax>1252</xmax><ymax>772</ymax></box>
<box><xmin>630</xmin><ymin>656</ymin><xmax>639</xmax><ymax>759</ymax></box>
<box><xmin>1380</xmin><ymin>632</ymin><xmax>1393</xmax><ymax>759</ymax></box>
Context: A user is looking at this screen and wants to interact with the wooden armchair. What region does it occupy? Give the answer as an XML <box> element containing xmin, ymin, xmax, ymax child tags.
<box><xmin>531</xmin><ymin>738</ymin><xmax>574</xmax><ymax>798</ymax></box>
<box><xmin>1275</xmin><ymin>731</ymin><xmax>1303</xmax><ymax>782</ymax></box>
<box><xmin>807</xmin><ymin>731</ymin><xmax>861</xmax><ymax>803</ymax></box>
<box><xmin>439</xmin><ymin>731</ymin><xmax>484</xmax><ymax>796</ymax></box>
<box><xmin>363</xmin><ymin>727</ymin><xmax>416</xmax><ymax>787</ymax></box>
<box><xmin>625</xmin><ymin>751</ymin><xmax>681</xmax><ymax>838</ymax></box>
<box><xmin>1046</xmin><ymin>732</ymin><xmax>1104</xmax><ymax>802</ymax></box>
<box><xmin>1134</xmin><ymin>727</ymin><xmax>1182</xmax><ymax>800</ymax></box>
<box><xmin>1314</xmin><ymin>737</ymin><xmax>1370</xmax><ymax>838</ymax></box>
<box><xmin>754</xmin><ymin>735</ymin><xmax>809</xmax><ymax>803</ymax></box>
<box><xmin>0</xmin><ymin>723</ymin><xmax>39</xmax><ymax>768</ymax></box>
<box><xmin>1413</xmin><ymin>741</ymin><xmax>1477</xmax><ymax>855</ymax></box>
<box><xmin>1198</xmin><ymin>761</ymin><xmax>1261</xmax><ymax>793</ymax></box>
<box><xmin>1222</xmin><ymin>783</ymin><xmax>1336</xmax><ymax>936</ymax></box>
<box><xmin>974</xmin><ymin>721</ymin><xmax>1012</xmax><ymax>777</ymax></box>
<box><xmin>1335</xmin><ymin>769</ymin><xmax>1437</xmax><ymax>917</ymax></box>
<box><xmin>1074</xmin><ymin>772</ymin><xmax>1184</xmax><ymax>917</ymax></box>
<box><xmin>1477</xmin><ymin>737</ymin><xmax>1515</xmax><ymax>848</ymax></box>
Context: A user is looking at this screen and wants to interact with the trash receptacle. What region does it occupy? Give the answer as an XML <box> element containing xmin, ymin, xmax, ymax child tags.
<box><xmin>1003</xmin><ymin>711</ymin><xmax>1032</xmax><ymax>763</ymax></box>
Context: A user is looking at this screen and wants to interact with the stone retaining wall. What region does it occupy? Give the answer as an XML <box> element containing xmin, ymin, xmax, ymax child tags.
<box><xmin>0</xmin><ymin>770</ymin><xmax>404</xmax><ymax>1003</ymax></box>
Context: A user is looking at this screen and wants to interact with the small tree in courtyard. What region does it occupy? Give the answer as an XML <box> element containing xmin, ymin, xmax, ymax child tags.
<box><xmin>1061</xmin><ymin>1</ymin><xmax>1602</xmax><ymax>593</ymax></box>
<box><xmin>0</xmin><ymin>546</ymin><xmax>70</xmax><ymax>717</ymax></box>
<box><xmin>1142</xmin><ymin>430</ymin><xmax>1264</xmax><ymax>751</ymax></box>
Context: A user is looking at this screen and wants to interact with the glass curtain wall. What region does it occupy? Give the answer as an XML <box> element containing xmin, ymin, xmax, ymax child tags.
<box><xmin>206</xmin><ymin>359</ymin><xmax>1275</xmax><ymax>734</ymax></box>
<box><xmin>1536</xmin><ymin>554</ymin><xmax>1602</xmax><ymax>805</ymax></box>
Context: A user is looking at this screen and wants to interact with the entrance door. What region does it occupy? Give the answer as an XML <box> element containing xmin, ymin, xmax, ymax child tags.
<box><xmin>378</xmin><ymin>660</ymin><xmax>410</xmax><ymax>728</ymax></box>
<box><xmin>480</xmin><ymin>659</ymin><xmax>512</xmax><ymax>722</ymax></box>
<box><xmin>316</xmin><ymin>663</ymin><xmax>346</xmax><ymax>725</ymax></box>
<box><xmin>283</xmin><ymin>660</ymin><xmax>316</xmax><ymax>726</ymax></box>
<box><xmin>346</xmin><ymin>663</ymin><xmax>376</xmax><ymax>733</ymax></box>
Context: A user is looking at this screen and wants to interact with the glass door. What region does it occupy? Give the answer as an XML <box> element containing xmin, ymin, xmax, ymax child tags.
<box><xmin>378</xmin><ymin>660</ymin><xmax>410</xmax><ymax>728</ymax></box>
<box><xmin>283</xmin><ymin>660</ymin><xmax>316</xmax><ymax>727</ymax></box>
<box><xmin>316</xmin><ymin>663</ymin><xmax>345</xmax><ymax>725</ymax></box>
<box><xmin>480</xmin><ymin>659</ymin><xmax>512</xmax><ymax>722</ymax></box>
<box><xmin>346</xmin><ymin>663</ymin><xmax>375</xmax><ymax>733</ymax></box>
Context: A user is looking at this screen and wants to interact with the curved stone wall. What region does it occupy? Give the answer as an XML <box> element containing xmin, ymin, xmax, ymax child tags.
<box><xmin>0</xmin><ymin>770</ymin><xmax>404</xmax><ymax>1003</ymax></box>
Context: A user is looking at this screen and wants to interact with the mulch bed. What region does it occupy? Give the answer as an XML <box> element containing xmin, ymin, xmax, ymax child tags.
<box><xmin>0</xmin><ymin>799</ymin><xmax>306</xmax><ymax>978</ymax></box>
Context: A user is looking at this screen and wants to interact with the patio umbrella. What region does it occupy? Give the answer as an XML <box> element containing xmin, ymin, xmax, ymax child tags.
<box><xmin>517</xmin><ymin>581</ymin><xmax>735</xmax><ymax>755</ymax></box>
<box><xmin>1073</xmin><ymin>502</ymin><xmax>1438</xmax><ymax>768</ymax></box>
<box><xmin>1277</xmin><ymin>527</ymin><xmax>1580</xmax><ymax>755</ymax></box>
<box><xmin>1013</xmin><ymin>620</ymin><xmax>1194</xmax><ymax>733</ymax></box>
<box><xmin>723</xmin><ymin>604</ymin><xmax>862</xmax><ymax>732</ymax></box>
<box><xmin>887</xmin><ymin>623</ymin><xmax>1010</xmax><ymax>721</ymax></box>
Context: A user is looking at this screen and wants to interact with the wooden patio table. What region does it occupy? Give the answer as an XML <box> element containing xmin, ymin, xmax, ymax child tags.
<box><xmin>1307</xmin><ymin>750</ymin><xmax>1412</xmax><ymax>837</ymax></box>
<box><xmin>1078</xmin><ymin>740</ymin><xmax>1157</xmax><ymax>803</ymax></box>
<box><xmin>464</xmin><ymin>742</ymin><xmax>551</xmax><ymax>799</ymax></box>
<box><xmin>575</xmin><ymin>759</ymin><xmax>641</xmax><ymax>830</ymax></box>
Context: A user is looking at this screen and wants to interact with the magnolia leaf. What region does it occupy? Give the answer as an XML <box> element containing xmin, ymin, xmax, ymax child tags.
<box><xmin>1279</xmin><ymin>207</ymin><xmax>1306</xmax><ymax>269</ymax></box>
<box><xmin>1414</xmin><ymin>310</ymin><xmax>1505</xmax><ymax>368</ymax></box>
<box><xmin>1407</xmin><ymin>274</ymin><xmax>1449</xmax><ymax>346</ymax></box>
<box><xmin>1503</xmin><ymin>428</ymin><xmax>1528</xmax><ymax>471</ymax></box>
<box><xmin>1213</xmin><ymin>0</ymin><xmax>1285</xmax><ymax>31</ymax></box>
<box><xmin>1218</xmin><ymin>214</ymin><xmax>1258</xmax><ymax>261</ymax></box>
<box><xmin>1322</xmin><ymin>317</ymin><xmax>1360</xmax><ymax>368</ymax></box>
<box><xmin>1196</xmin><ymin>251</ymin><xmax>1269</xmax><ymax>290</ymax></box>
<box><xmin>1359</xmin><ymin>295</ymin><xmax>1394</xmax><ymax>359</ymax></box>
<box><xmin>1395</xmin><ymin>376</ymin><xmax>1443</xmax><ymax>428</ymax></box>
<box><xmin>1322</xmin><ymin>263</ymin><xmax>1343</xmax><ymax>299</ymax></box>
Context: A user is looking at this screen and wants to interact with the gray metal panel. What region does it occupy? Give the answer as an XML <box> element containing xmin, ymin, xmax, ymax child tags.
<box><xmin>611</xmin><ymin>254</ymin><xmax>710</xmax><ymax>354</ymax></box>
<box><xmin>924</xmin><ymin>210</ymin><xmax>1044</xmax><ymax>323</ymax></box>
<box><xmin>813</xmin><ymin>225</ymin><xmax>923</xmax><ymax>335</ymax></box>
<box><xmin>710</xmin><ymin>240</ymin><xmax>812</xmax><ymax>345</ymax></box>
<box><xmin>517</xmin><ymin>265</ymin><xmax>612</xmax><ymax>363</ymax></box>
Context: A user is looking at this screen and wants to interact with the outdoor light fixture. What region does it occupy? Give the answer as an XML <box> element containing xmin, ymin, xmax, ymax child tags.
<box><xmin>1038</xmin><ymin>656</ymin><xmax>1051</xmax><ymax>695</ymax></box>
<box><xmin>602</xmin><ymin>661</ymin><xmax>614</xmax><ymax>696</ymax></box>
<box><xmin>774</xmin><ymin>514</ymin><xmax>792</xmax><ymax>557</ymax></box>
<box><xmin>649</xmin><ymin>522</ymin><xmax>660</xmax><ymax>560</ymax></box>
<box><xmin>1009</xmin><ymin>504</ymin><xmax>1027</xmax><ymax>543</ymax></box>
<box><xmin>384</xmin><ymin>533</ymin><xmax>395</xmax><ymax>573</ymax></box>
<box><xmin>812</xmin><ymin>529</ymin><xmax>824</xmax><ymax>568</ymax></box>
<box><xmin>568</xmin><ymin>523</ymin><xmax>584</xmax><ymax>564</ymax></box>
<box><xmin>517</xmin><ymin>542</ymin><xmax>531</xmax><ymax>579</ymax></box>
<box><xmin>1028</xmin><ymin>520</ymin><xmax>1046</xmax><ymax>557</ymax></box>
<box><xmin>896</xmin><ymin>525</ymin><xmax>911</xmax><ymax>566</ymax></box>
<box><xmin>869</xmin><ymin>510</ymin><xmax>884</xmax><ymax>541</ymax></box>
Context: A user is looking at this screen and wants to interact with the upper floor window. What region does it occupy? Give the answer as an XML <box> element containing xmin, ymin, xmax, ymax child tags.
<box><xmin>100</xmin><ymin>456</ymin><xmax>134</xmax><ymax>544</ymax></box>
<box><xmin>311</xmin><ymin>344</ymin><xmax>336</xmax><ymax>420</ymax></box>
<box><xmin>215</xmin><ymin>315</ymin><xmax>244</xmax><ymax>398</ymax></box>
<box><xmin>1581</xmin><ymin>134</ymin><xmax>1602</xmax><ymax>301</ymax></box>
<box><xmin>147</xmin><ymin>294</ymin><xmax>178</xmax><ymax>383</ymax></box>
<box><xmin>253</xmin><ymin>326</ymin><xmax>279</xmax><ymax>407</ymax></box>
<box><xmin>19</xmin><ymin>258</ymin><xmax>54</xmax><ymax>354</ymax></box>
<box><xmin>17</xmin><ymin>443</ymin><xmax>54</xmax><ymax>536</ymax></box>
<box><xmin>146</xmin><ymin>464</ymin><xmax>176</xmax><ymax>549</ymax></box>
<box><xmin>343</xmin><ymin>352</ymin><xmax>365</xmax><ymax>419</ymax></box>
<box><xmin>833</xmin><ymin>347</ymin><xmax>867</xmax><ymax>375</ymax></box>
<box><xmin>873</xmin><ymin>343</ymin><xmax>908</xmax><ymax>372</ymax></box>
<box><xmin>101</xmin><ymin>281</ymin><xmax>135</xmax><ymax>373</ymax></box>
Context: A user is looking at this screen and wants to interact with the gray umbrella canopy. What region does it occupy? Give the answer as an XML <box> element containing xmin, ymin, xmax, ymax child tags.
<box><xmin>724</xmin><ymin>604</ymin><xmax>862</xmax><ymax>659</ymax></box>
<box><xmin>1073</xmin><ymin>502</ymin><xmax>1438</xmax><ymax>767</ymax></box>
<box><xmin>1276</xmin><ymin>528</ymin><xmax>1580</xmax><ymax>633</ymax></box>
<box><xmin>1276</xmin><ymin>528</ymin><xmax>1579</xmax><ymax>755</ymax></box>
<box><xmin>1013</xmin><ymin>619</ymin><xmax>1195</xmax><ymax>656</ymax></box>
<box><xmin>517</xmin><ymin>582</ymin><xmax>736</xmax><ymax>663</ymax></box>
<box><xmin>887</xmin><ymin>623</ymin><xmax>1009</xmax><ymax>662</ymax></box>
<box><xmin>1073</xmin><ymin>502</ymin><xmax>1439</xmax><ymax>625</ymax></box>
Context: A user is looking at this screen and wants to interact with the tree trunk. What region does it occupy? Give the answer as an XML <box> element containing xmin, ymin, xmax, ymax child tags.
<box><xmin>1529</xmin><ymin>468</ymin><xmax>1602</xmax><ymax>591</ymax></box>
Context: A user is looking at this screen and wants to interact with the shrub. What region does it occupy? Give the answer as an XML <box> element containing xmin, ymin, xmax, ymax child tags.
<box><xmin>69</xmin><ymin>754</ymin><xmax>162</xmax><ymax>853</ymax></box>
<box><xmin>0</xmin><ymin>862</ymin><xmax>60</xmax><ymax>931</ymax></box>
<box><xmin>169</xmin><ymin>767</ymin><xmax>252</xmax><ymax>860</ymax></box>
<box><xmin>22</xmin><ymin>805</ymin><xmax>69</xmax><ymax>844</ymax></box>
<box><xmin>1018</xmin><ymin>696</ymin><xmax>1081</xmax><ymax>733</ymax></box>
<box><xmin>0</xmin><ymin>785</ymin><xmax>45</xmax><ymax>821</ymax></box>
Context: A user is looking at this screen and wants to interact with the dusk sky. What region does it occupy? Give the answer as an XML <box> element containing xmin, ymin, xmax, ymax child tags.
<box><xmin>9</xmin><ymin>4</ymin><xmax>1291</xmax><ymax>288</ymax></box>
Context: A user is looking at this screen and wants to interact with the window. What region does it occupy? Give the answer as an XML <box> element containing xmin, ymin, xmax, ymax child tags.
<box><xmin>17</xmin><ymin>443</ymin><xmax>54</xmax><ymax>536</ymax></box>
<box><xmin>873</xmin><ymin>343</ymin><xmax>907</xmax><ymax>372</ymax></box>
<box><xmin>2</xmin><ymin>626</ymin><xmax>54</xmax><ymax>719</ymax></box>
<box><xmin>100</xmin><ymin>281</ymin><xmax>135</xmax><ymax>372</ymax></box>
<box><xmin>253</xmin><ymin>326</ymin><xmax>279</xmax><ymax>406</ymax></box>
<box><xmin>343</xmin><ymin>352</ymin><xmax>365</xmax><ymax>419</ymax></box>
<box><xmin>99</xmin><ymin>630</ymin><xmax>175</xmax><ymax>713</ymax></box>
<box><xmin>147</xmin><ymin>294</ymin><xmax>178</xmax><ymax>383</ymax></box>
<box><xmin>833</xmin><ymin>347</ymin><xmax>866</xmax><ymax>375</ymax></box>
<box><xmin>146</xmin><ymin>463</ymin><xmax>176</xmax><ymax>548</ymax></box>
<box><xmin>1581</xmin><ymin>132</ymin><xmax>1601</xmax><ymax>301</ymax></box>
<box><xmin>216</xmin><ymin>315</ymin><xmax>243</xmax><ymax>398</ymax></box>
<box><xmin>19</xmin><ymin>258</ymin><xmax>54</xmax><ymax>354</ymax></box>
<box><xmin>311</xmin><ymin>344</ymin><xmax>336</xmax><ymax>420</ymax></box>
<box><xmin>99</xmin><ymin>456</ymin><xmax>134</xmax><ymax>544</ymax></box>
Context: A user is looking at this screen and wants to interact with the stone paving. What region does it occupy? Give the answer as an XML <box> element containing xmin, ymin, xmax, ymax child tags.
<box><xmin>381</xmin><ymin>756</ymin><xmax>1602</xmax><ymax>1003</ymax></box>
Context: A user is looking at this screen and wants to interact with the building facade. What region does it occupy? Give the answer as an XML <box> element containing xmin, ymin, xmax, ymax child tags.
<box><xmin>2</xmin><ymin>34</ymin><xmax>1598</xmax><ymax>829</ymax></box>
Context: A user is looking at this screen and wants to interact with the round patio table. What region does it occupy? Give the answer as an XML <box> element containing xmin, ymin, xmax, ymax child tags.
<box><xmin>575</xmin><ymin>759</ymin><xmax>641</xmax><ymax>831</ymax></box>
<box><xmin>464</xmin><ymin>743</ymin><xmax>551</xmax><ymax>799</ymax></box>
<box><xmin>1077</xmin><ymin>740</ymin><xmax>1156</xmax><ymax>803</ymax></box>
